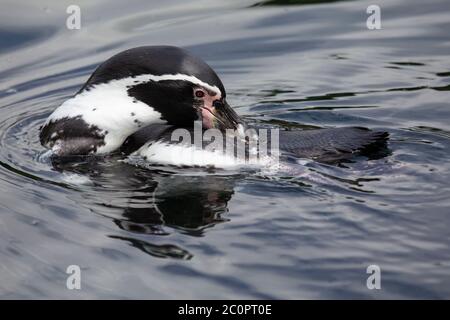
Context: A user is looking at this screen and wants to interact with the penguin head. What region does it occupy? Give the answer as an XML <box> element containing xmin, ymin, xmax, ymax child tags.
<box><xmin>40</xmin><ymin>46</ymin><xmax>242</xmax><ymax>155</ymax></box>
<box><xmin>83</xmin><ymin>46</ymin><xmax>241</xmax><ymax>130</ymax></box>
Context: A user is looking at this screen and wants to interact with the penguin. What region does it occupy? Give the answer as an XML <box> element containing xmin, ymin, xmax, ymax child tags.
<box><xmin>40</xmin><ymin>46</ymin><xmax>388</xmax><ymax>166</ymax></box>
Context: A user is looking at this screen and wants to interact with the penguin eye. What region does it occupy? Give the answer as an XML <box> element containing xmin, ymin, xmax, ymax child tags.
<box><xmin>195</xmin><ymin>90</ymin><xmax>205</xmax><ymax>98</ymax></box>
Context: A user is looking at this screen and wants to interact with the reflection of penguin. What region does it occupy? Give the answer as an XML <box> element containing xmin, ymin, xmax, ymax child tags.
<box><xmin>50</xmin><ymin>157</ymin><xmax>236</xmax><ymax>236</ymax></box>
<box><xmin>117</xmin><ymin>175</ymin><xmax>235</xmax><ymax>236</ymax></box>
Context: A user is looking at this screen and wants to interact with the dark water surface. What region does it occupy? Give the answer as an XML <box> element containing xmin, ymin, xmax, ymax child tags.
<box><xmin>1</xmin><ymin>0</ymin><xmax>450</xmax><ymax>298</ymax></box>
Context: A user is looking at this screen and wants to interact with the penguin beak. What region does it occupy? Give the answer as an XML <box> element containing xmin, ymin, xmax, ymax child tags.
<box><xmin>212</xmin><ymin>100</ymin><xmax>241</xmax><ymax>131</ymax></box>
<box><xmin>200</xmin><ymin>99</ymin><xmax>241</xmax><ymax>131</ymax></box>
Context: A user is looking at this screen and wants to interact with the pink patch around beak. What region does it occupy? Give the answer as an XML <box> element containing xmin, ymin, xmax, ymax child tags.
<box><xmin>201</xmin><ymin>106</ymin><xmax>216</xmax><ymax>129</ymax></box>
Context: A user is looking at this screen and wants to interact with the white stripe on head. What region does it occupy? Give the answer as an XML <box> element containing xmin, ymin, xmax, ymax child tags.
<box><xmin>124</xmin><ymin>73</ymin><xmax>222</xmax><ymax>97</ymax></box>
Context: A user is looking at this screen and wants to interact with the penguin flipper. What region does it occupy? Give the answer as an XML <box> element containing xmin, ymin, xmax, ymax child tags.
<box><xmin>278</xmin><ymin>127</ymin><xmax>389</xmax><ymax>164</ymax></box>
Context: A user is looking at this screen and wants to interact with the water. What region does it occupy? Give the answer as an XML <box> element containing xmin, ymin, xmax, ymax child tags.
<box><xmin>1</xmin><ymin>0</ymin><xmax>450</xmax><ymax>299</ymax></box>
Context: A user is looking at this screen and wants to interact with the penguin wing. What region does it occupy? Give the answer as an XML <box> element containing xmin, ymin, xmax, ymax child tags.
<box><xmin>119</xmin><ymin>124</ymin><xmax>176</xmax><ymax>155</ymax></box>
<box><xmin>278</xmin><ymin>127</ymin><xmax>389</xmax><ymax>163</ymax></box>
<box><xmin>122</xmin><ymin>125</ymin><xmax>389</xmax><ymax>164</ymax></box>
